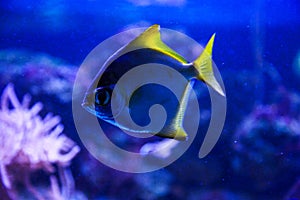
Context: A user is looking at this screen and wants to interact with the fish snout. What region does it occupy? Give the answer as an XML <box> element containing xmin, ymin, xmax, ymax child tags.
<box><xmin>82</xmin><ymin>93</ymin><xmax>93</xmax><ymax>108</ymax></box>
<box><xmin>81</xmin><ymin>101</ymin><xmax>89</xmax><ymax>108</ymax></box>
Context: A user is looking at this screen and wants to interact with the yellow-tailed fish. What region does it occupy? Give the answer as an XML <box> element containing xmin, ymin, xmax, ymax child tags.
<box><xmin>82</xmin><ymin>24</ymin><xmax>224</xmax><ymax>141</ymax></box>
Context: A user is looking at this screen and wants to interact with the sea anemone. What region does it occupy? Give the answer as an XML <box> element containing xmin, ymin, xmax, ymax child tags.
<box><xmin>0</xmin><ymin>84</ymin><xmax>80</xmax><ymax>200</ymax></box>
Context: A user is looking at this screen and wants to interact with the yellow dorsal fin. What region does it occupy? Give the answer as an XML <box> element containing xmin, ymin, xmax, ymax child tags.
<box><xmin>126</xmin><ymin>24</ymin><xmax>187</xmax><ymax>64</ymax></box>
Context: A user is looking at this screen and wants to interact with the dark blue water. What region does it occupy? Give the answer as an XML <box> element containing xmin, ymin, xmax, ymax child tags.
<box><xmin>0</xmin><ymin>0</ymin><xmax>300</xmax><ymax>199</ymax></box>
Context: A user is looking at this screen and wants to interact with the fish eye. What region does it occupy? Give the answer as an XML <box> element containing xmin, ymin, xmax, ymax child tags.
<box><xmin>94</xmin><ymin>87</ymin><xmax>112</xmax><ymax>106</ymax></box>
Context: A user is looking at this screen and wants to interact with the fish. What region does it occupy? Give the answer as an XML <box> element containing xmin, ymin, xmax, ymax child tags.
<box><xmin>82</xmin><ymin>24</ymin><xmax>225</xmax><ymax>141</ymax></box>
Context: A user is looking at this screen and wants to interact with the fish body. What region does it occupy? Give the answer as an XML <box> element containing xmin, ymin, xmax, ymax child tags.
<box><xmin>82</xmin><ymin>24</ymin><xmax>224</xmax><ymax>140</ymax></box>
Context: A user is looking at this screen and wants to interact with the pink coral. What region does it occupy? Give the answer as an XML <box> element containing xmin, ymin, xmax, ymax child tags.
<box><xmin>0</xmin><ymin>84</ymin><xmax>80</xmax><ymax>199</ymax></box>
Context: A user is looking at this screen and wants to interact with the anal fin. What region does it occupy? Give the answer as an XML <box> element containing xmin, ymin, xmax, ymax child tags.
<box><xmin>157</xmin><ymin>80</ymin><xmax>195</xmax><ymax>141</ymax></box>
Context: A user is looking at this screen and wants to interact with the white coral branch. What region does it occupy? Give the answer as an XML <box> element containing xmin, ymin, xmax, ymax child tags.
<box><xmin>0</xmin><ymin>83</ymin><xmax>80</xmax><ymax>199</ymax></box>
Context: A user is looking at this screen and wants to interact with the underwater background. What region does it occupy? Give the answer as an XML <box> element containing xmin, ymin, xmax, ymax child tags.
<box><xmin>0</xmin><ymin>0</ymin><xmax>300</xmax><ymax>199</ymax></box>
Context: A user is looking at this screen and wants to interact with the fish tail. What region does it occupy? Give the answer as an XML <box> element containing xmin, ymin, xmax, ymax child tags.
<box><xmin>192</xmin><ymin>34</ymin><xmax>225</xmax><ymax>96</ymax></box>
